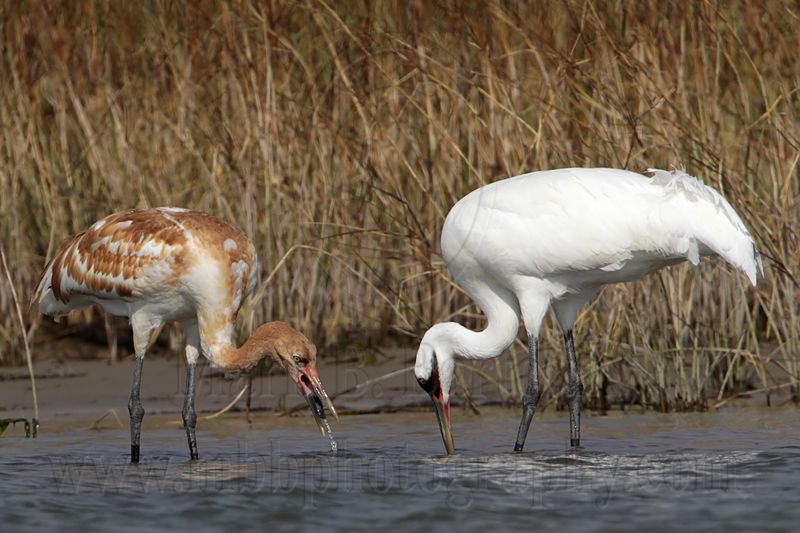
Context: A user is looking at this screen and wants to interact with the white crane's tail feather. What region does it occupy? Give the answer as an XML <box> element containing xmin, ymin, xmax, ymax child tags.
<box><xmin>648</xmin><ymin>168</ymin><xmax>762</xmax><ymax>286</ymax></box>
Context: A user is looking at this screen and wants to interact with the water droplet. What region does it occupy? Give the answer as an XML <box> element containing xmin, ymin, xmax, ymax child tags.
<box><xmin>322</xmin><ymin>418</ymin><xmax>338</xmax><ymax>453</ymax></box>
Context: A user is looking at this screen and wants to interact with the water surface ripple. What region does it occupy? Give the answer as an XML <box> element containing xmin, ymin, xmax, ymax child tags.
<box><xmin>1</xmin><ymin>408</ymin><xmax>797</xmax><ymax>532</ymax></box>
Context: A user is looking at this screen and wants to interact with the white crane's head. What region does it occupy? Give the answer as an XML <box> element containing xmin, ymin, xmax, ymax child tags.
<box><xmin>414</xmin><ymin>324</ymin><xmax>458</xmax><ymax>455</ymax></box>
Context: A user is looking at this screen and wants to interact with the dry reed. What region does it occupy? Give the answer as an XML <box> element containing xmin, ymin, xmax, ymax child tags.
<box><xmin>1</xmin><ymin>0</ymin><xmax>797</xmax><ymax>411</ymax></box>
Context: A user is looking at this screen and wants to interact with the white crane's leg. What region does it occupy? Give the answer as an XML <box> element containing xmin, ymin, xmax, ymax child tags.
<box><xmin>515</xmin><ymin>288</ymin><xmax>549</xmax><ymax>452</ymax></box>
<box><xmin>128</xmin><ymin>312</ymin><xmax>161</xmax><ymax>463</ymax></box>
<box><xmin>514</xmin><ymin>336</ymin><xmax>540</xmax><ymax>451</ymax></box>
<box><xmin>553</xmin><ymin>287</ymin><xmax>598</xmax><ymax>449</ymax></box>
<box><xmin>564</xmin><ymin>330</ymin><xmax>583</xmax><ymax>447</ymax></box>
<box><xmin>182</xmin><ymin>322</ymin><xmax>201</xmax><ymax>460</ymax></box>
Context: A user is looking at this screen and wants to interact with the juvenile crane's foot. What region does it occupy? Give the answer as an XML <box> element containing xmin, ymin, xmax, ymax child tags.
<box><xmin>183</xmin><ymin>362</ymin><xmax>199</xmax><ymax>461</ymax></box>
<box><xmin>128</xmin><ymin>355</ymin><xmax>146</xmax><ymax>464</ymax></box>
<box><xmin>186</xmin><ymin>419</ymin><xmax>199</xmax><ymax>460</ymax></box>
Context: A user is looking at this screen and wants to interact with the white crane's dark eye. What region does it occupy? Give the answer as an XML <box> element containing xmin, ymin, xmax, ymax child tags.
<box><xmin>417</xmin><ymin>376</ymin><xmax>435</xmax><ymax>395</ymax></box>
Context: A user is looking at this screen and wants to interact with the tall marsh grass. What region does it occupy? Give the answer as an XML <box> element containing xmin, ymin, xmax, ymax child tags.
<box><xmin>1</xmin><ymin>1</ymin><xmax>797</xmax><ymax>410</ymax></box>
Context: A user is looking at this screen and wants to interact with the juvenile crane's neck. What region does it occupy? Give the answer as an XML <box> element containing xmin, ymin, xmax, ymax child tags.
<box><xmin>215</xmin><ymin>336</ymin><xmax>273</xmax><ymax>373</ymax></box>
<box><xmin>199</xmin><ymin>321</ymin><xmax>277</xmax><ymax>373</ymax></box>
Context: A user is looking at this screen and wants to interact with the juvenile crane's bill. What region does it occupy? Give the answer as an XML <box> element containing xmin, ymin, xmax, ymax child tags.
<box><xmin>34</xmin><ymin>207</ymin><xmax>337</xmax><ymax>461</ymax></box>
<box><xmin>415</xmin><ymin>168</ymin><xmax>761</xmax><ymax>455</ymax></box>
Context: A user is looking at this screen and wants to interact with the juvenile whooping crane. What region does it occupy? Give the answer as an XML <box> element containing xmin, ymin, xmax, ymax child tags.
<box><xmin>35</xmin><ymin>208</ymin><xmax>336</xmax><ymax>462</ymax></box>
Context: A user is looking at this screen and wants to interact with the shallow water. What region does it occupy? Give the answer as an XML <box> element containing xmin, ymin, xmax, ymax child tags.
<box><xmin>1</xmin><ymin>408</ymin><xmax>798</xmax><ymax>532</ymax></box>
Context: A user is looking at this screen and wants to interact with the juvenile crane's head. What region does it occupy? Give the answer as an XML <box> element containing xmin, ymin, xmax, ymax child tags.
<box><xmin>247</xmin><ymin>321</ymin><xmax>337</xmax><ymax>433</ymax></box>
<box><xmin>415</xmin><ymin>324</ymin><xmax>458</xmax><ymax>455</ymax></box>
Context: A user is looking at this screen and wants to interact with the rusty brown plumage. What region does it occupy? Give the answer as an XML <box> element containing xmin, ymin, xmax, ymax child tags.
<box><xmin>218</xmin><ymin>321</ymin><xmax>318</xmax><ymax>373</ymax></box>
<box><xmin>36</xmin><ymin>208</ymin><xmax>256</xmax><ymax>310</ymax></box>
<box><xmin>35</xmin><ymin>208</ymin><xmax>336</xmax><ymax>460</ymax></box>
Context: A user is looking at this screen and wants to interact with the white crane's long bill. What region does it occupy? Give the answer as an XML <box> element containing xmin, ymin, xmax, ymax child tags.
<box><xmin>431</xmin><ymin>395</ymin><xmax>455</xmax><ymax>455</ymax></box>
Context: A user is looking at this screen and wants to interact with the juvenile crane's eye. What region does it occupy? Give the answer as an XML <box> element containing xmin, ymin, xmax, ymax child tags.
<box><xmin>293</xmin><ymin>355</ymin><xmax>303</xmax><ymax>364</ymax></box>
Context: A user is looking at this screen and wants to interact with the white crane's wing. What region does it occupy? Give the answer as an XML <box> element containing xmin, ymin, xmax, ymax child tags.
<box><xmin>442</xmin><ymin>168</ymin><xmax>760</xmax><ymax>284</ymax></box>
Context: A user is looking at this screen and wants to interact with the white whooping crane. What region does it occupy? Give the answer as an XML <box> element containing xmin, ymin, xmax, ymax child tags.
<box><xmin>34</xmin><ymin>208</ymin><xmax>336</xmax><ymax>462</ymax></box>
<box><xmin>414</xmin><ymin>168</ymin><xmax>761</xmax><ymax>454</ymax></box>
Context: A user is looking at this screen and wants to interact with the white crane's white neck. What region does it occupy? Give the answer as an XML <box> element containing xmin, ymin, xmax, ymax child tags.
<box><xmin>416</xmin><ymin>275</ymin><xmax>522</xmax><ymax>405</ymax></box>
<box><xmin>427</xmin><ymin>287</ymin><xmax>521</xmax><ymax>361</ymax></box>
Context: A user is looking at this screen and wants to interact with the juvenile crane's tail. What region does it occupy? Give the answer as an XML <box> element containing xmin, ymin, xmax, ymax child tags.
<box><xmin>32</xmin><ymin>259</ymin><xmax>64</xmax><ymax>317</ymax></box>
<box><xmin>648</xmin><ymin>168</ymin><xmax>763</xmax><ymax>286</ymax></box>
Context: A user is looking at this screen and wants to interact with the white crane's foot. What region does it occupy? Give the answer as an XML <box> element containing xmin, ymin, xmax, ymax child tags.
<box><xmin>131</xmin><ymin>444</ymin><xmax>140</xmax><ymax>463</ymax></box>
<box><xmin>187</xmin><ymin>434</ymin><xmax>199</xmax><ymax>460</ymax></box>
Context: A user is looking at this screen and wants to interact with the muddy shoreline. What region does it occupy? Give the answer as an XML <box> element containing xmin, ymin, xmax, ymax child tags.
<box><xmin>0</xmin><ymin>348</ymin><xmax>780</xmax><ymax>434</ymax></box>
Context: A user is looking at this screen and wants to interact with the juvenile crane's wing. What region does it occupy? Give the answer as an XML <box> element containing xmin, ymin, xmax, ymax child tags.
<box><xmin>34</xmin><ymin>209</ymin><xmax>189</xmax><ymax>315</ymax></box>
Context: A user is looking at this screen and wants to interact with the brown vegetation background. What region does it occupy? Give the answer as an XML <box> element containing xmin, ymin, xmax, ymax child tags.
<box><xmin>1</xmin><ymin>0</ymin><xmax>798</xmax><ymax>410</ymax></box>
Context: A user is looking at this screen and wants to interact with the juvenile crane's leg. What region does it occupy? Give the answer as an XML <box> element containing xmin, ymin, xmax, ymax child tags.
<box><xmin>129</xmin><ymin>314</ymin><xmax>160</xmax><ymax>463</ymax></box>
<box><xmin>564</xmin><ymin>329</ymin><xmax>583</xmax><ymax>447</ymax></box>
<box><xmin>182</xmin><ymin>361</ymin><xmax>199</xmax><ymax>460</ymax></box>
<box><xmin>183</xmin><ymin>323</ymin><xmax>201</xmax><ymax>460</ymax></box>
<box><xmin>514</xmin><ymin>337</ymin><xmax>540</xmax><ymax>452</ymax></box>
<box><xmin>128</xmin><ymin>355</ymin><xmax>145</xmax><ymax>463</ymax></box>
<box><xmin>104</xmin><ymin>314</ymin><xmax>118</xmax><ymax>364</ymax></box>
